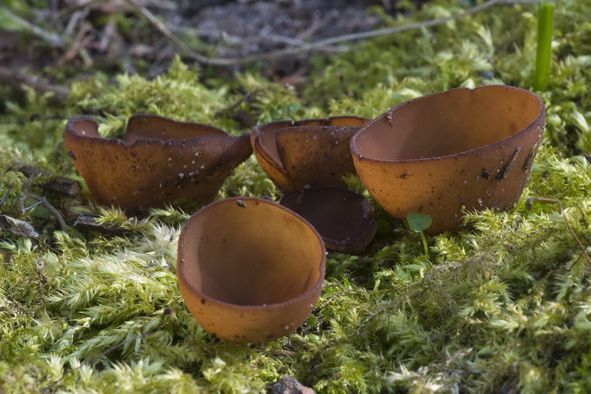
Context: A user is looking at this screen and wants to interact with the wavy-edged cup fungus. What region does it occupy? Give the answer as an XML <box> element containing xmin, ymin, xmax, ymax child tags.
<box><xmin>177</xmin><ymin>197</ymin><xmax>325</xmax><ymax>343</ymax></box>
<box><xmin>251</xmin><ymin>116</ymin><xmax>368</xmax><ymax>191</ymax></box>
<box><xmin>64</xmin><ymin>114</ymin><xmax>252</xmax><ymax>214</ymax></box>
<box><xmin>252</xmin><ymin>116</ymin><xmax>378</xmax><ymax>253</ymax></box>
<box><xmin>351</xmin><ymin>85</ymin><xmax>545</xmax><ymax>233</ymax></box>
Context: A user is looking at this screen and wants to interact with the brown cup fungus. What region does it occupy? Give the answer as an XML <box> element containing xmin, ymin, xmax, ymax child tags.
<box><xmin>251</xmin><ymin>117</ymin><xmax>378</xmax><ymax>253</ymax></box>
<box><xmin>350</xmin><ymin>85</ymin><xmax>545</xmax><ymax>233</ymax></box>
<box><xmin>177</xmin><ymin>197</ymin><xmax>325</xmax><ymax>343</ymax></box>
<box><xmin>64</xmin><ymin>115</ymin><xmax>252</xmax><ymax>214</ymax></box>
<box><xmin>280</xmin><ymin>187</ymin><xmax>377</xmax><ymax>254</ymax></box>
<box><xmin>251</xmin><ymin>116</ymin><xmax>368</xmax><ymax>191</ymax></box>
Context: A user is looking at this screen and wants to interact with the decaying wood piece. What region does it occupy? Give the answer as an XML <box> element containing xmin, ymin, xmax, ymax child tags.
<box><xmin>73</xmin><ymin>214</ymin><xmax>137</xmax><ymax>236</ymax></box>
<box><xmin>41</xmin><ymin>176</ymin><xmax>82</xmax><ymax>196</ymax></box>
<box><xmin>0</xmin><ymin>214</ymin><xmax>40</xmax><ymax>239</ymax></box>
<box><xmin>15</xmin><ymin>165</ymin><xmax>82</xmax><ymax>196</ymax></box>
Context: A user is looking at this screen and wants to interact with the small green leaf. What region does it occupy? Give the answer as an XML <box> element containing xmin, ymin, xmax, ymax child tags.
<box><xmin>406</xmin><ymin>211</ymin><xmax>432</xmax><ymax>233</ymax></box>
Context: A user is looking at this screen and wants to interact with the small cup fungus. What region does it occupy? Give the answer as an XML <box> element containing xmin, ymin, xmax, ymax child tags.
<box><xmin>252</xmin><ymin>116</ymin><xmax>378</xmax><ymax>253</ymax></box>
<box><xmin>177</xmin><ymin>197</ymin><xmax>325</xmax><ymax>343</ymax></box>
<box><xmin>350</xmin><ymin>85</ymin><xmax>545</xmax><ymax>233</ymax></box>
<box><xmin>64</xmin><ymin>114</ymin><xmax>252</xmax><ymax>214</ymax></box>
<box><xmin>251</xmin><ymin>116</ymin><xmax>367</xmax><ymax>191</ymax></box>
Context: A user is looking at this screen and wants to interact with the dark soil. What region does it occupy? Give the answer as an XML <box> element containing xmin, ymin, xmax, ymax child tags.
<box><xmin>0</xmin><ymin>0</ymin><xmax>422</xmax><ymax>90</ymax></box>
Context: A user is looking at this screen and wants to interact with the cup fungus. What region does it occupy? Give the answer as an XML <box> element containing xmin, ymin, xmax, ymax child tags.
<box><xmin>251</xmin><ymin>116</ymin><xmax>378</xmax><ymax>253</ymax></box>
<box><xmin>280</xmin><ymin>187</ymin><xmax>377</xmax><ymax>254</ymax></box>
<box><xmin>177</xmin><ymin>197</ymin><xmax>325</xmax><ymax>343</ymax></box>
<box><xmin>64</xmin><ymin>115</ymin><xmax>252</xmax><ymax>214</ymax></box>
<box><xmin>251</xmin><ymin>116</ymin><xmax>368</xmax><ymax>191</ymax></box>
<box><xmin>350</xmin><ymin>85</ymin><xmax>545</xmax><ymax>233</ymax></box>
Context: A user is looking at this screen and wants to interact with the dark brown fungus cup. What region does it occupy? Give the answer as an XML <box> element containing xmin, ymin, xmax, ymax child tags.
<box><xmin>64</xmin><ymin>114</ymin><xmax>252</xmax><ymax>214</ymax></box>
<box><xmin>280</xmin><ymin>187</ymin><xmax>377</xmax><ymax>254</ymax></box>
<box><xmin>177</xmin><ymin>197</ymin><xmax>325</xmax><ymax>343</ymax></box>
<box><xmin>251</xmin><ymin>116</ymin><xmax>368</xmax><ymax>191</ymax></box>
<box><xmin>351</xmin><ymin>85</ymin><xmax>545</xmax><ymax>233</ymax></box>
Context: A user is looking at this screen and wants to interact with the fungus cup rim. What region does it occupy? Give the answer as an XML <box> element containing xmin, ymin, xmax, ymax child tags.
<box><xmin>65</xmin><ymin>114</ymin><xmax>233</xmax><ymax>147</ymax></box>
<box><xmin>350</xmin><ymin>85</ymin><xmax>545</xmax><ymax>164</ymax></box>
<box><xmin>252</xmin><ymin>115</ymin><xmax>368</xmax><ymax>175</ymax></box>
<box><xmin>177</xmin><ymin>196</ymin><xmax>326</xmax><ymax>311</ymax></box>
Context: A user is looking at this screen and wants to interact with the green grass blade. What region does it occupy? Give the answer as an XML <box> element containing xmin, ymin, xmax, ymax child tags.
<box><xmin>533</xmin><ymin>1</ymin><xmax>555</xmax><ymax>91</ymax></box>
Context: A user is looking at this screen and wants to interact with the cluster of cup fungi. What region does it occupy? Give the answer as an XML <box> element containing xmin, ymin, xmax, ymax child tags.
<box><xmin>64</xmin><ymin>85</ymin><xmax>545</xmax><ymax>343</ymax></box>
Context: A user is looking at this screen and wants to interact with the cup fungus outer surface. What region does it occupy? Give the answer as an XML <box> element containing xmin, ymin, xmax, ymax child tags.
<box><xmin>64</xmin><ymin>114</ymin><xmax>252</xmax><ymax>214</ymax></box>
<box><xmin>177</xmin><ymin>197</ymin><xmax>326</xmax><ymax>343</ymax></box>
<box><xmin>251</xmin><ymin>116</ymin><xmax>368</xmax><ymax>191</ymax></box>
<box><xmin>351</xmin><ymin>85</ymin><xmax>545</xmax><ymax>233</ymax></box>
<box><xmin>280</xmin><ymin>187</ymin><xmax>377</xmax><ymax>254</ymax></box>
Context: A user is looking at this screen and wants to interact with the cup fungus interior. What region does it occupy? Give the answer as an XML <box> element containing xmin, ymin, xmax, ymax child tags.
<box><xmin>124</xmin><ymin>115</ymin><xmax>227</xmax><ymax>143</ymax></box>
<box><xmin>179</xmin><ymin>198</ymin><xmax>325</xmax><ymax>307</ymax></box>
<box><xmin>67</xmin><ymin>114</ymin><xmax>228</xmax><ymax>144</ymax></box>
<box><xmin>280</xmin><ymin>187</ymin><xmax>377</xmax><ymax>253</ymax></box>
<box><xmin>352</xmin><ymin>86</ymin><xmax>544</xmax><ymax>161</ymax></box>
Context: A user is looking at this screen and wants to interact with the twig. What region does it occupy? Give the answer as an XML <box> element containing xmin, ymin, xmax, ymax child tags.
<box><xmin>19</xmin><ymin>174</ymin><xmax>69</xmax><ymax>230</ymax></box>
<box><xmin>63</xmin><ymin>9</ymin><xmax>89</xmax><ymax>38</ymax></box>
<box><xmin>125</xmin><ymin>0</ymin><xmax>201</xmax><ymax>60</ymax></box>
<box><xmin>0</xmin><ymin>7</ymin><xmax>63</xmax><ymax>47</ymax></box>
<box><xmin>526</xmin><ymin>197</ymin><xmax>591</xmax><ymax>265</ymax></box>
<box><xmin>263</xmin><ymin>33</ymin><xmax>347</xmax><ymax>53</ymax></box>
<box><xmin>130</xmin><ymin>0</ymin><xmax>535</xmax><ymax>66</ymax></box>
<box><xmin>170</xmin><ymin>27</ymin><xmax>346</xmax><ymax>53</ymax></box>
<box><xmin>56</xmin><ymin>21</ymin><xmax>94</xmax><ymax>68</ymax></box>
<box><xmin>0</xmin><ymin>66</ymin><xmax>70</xmax><ymax>102</ymax></box>
<box><xmin>297</xmin><ymin>11</ymin><xmax>335</xmax><ymax>40</ymax></box>
<box><xmin>25</xmin><ymin>192</ymin><xmax>69</xmax><ymax>230</ymax></box>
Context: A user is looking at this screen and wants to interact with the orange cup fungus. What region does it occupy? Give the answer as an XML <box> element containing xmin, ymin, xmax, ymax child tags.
<box><xmin>251</xmin><ymin>116</ymin><xmax>368</xmax><ymax>191</ymax></box>
<box><xmin>64</xmin><ymin>114</ymin><xmax>252</xmax><ymax>214</ymax></box>
<box><xmin>251</xmin><ymin>116</ymin><xmax>378</xmax><ymax>253</ymax></box>
<box><xmin>177</xmin><ymin>197</ymin><xmax>325</xmax><ymax>343</ymax></box>
<box><xmin>351</xmin><ymin>85</ymin><xmax>545</xmax><ymax>233</ymax></box>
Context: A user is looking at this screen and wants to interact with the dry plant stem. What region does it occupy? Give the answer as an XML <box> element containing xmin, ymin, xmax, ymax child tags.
<box><xmin>176</xmin><ymin>28</ymin><xmax>346</xmax><ymax>53</ymax></box>
<box><xmin>125</xmin><ymin>0</ymin><xmax>200</xmax><ymax>60</ymax></box>
<box><xmin>0</xmin><ymin>66</ymin><xmax>70</xmax><ymax>102</ymax></box>
<box><xmin>20</xmin><ymin>176</ymin><xmax>69</xmax><ymax>230</ymax></box>
<box><xmin>25</xmin><ymin>192</ymin><xmax>69</xmax><ymax>230</ymax></box>
<box><xmin>1</xmin><ymin>8</ymin><xmax>63</xmax><ymax>47</ymax></box>
<box><xmin>56</xmin><ymin>22</ymin><xmax>94</xmax><ymax>68</ymax></box>
<box><xmin>527</xmin><ymin>196</ymin><xmax>591</xmax><ymax>265</ymax></box>
<box><xmin>130</xmin><ymin>0</ymin><xmax>536</xmax><ymax>66</ymax></box>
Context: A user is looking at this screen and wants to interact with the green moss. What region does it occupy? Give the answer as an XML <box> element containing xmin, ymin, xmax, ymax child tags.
<box><xmin>1</xmin><ymin>0</ymin><xmax>591</xmax><ymax>392</ymax></box>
